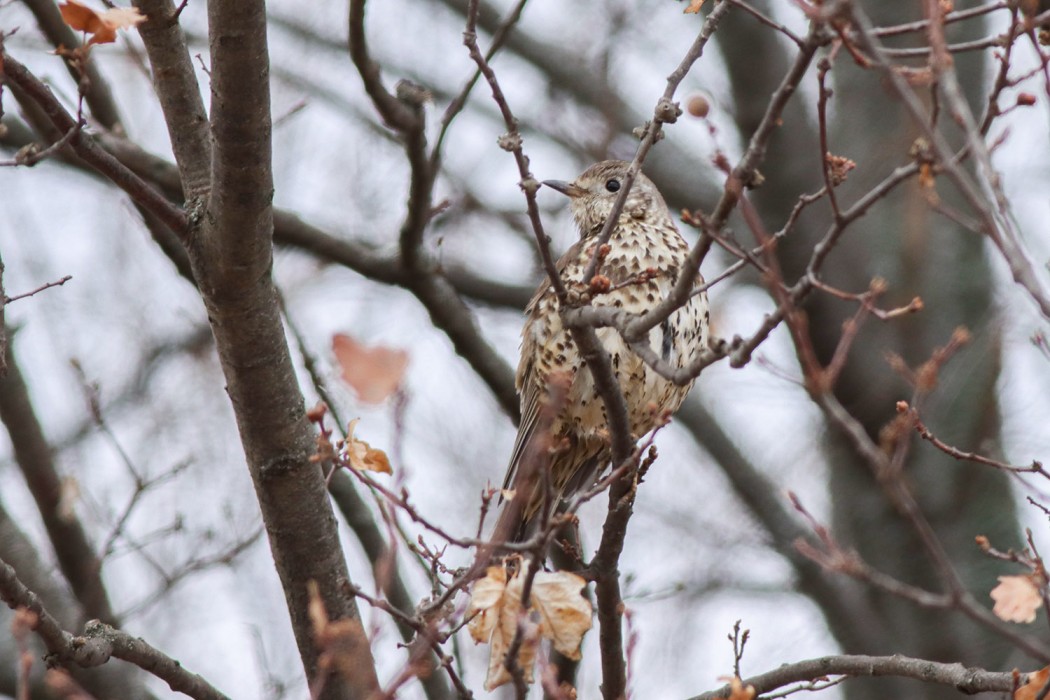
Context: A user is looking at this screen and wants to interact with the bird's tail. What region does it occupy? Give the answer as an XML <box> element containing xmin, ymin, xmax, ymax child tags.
<box><xmin>488</xmin><ymin>448</ymin><xmax>604</xmax><ymax>551</ymax></box>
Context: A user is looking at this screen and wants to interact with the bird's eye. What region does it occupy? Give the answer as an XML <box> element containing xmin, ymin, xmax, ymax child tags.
<box><xmin>605</xmin><ymin>179</ymin><xmax>621</xmax><ymax>193</ymax></box>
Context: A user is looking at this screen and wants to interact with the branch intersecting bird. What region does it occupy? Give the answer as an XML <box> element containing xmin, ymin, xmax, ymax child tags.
<box><xmin>496</xmin><ymin>160</ymin><xmax>710</xmax><ymax>541</ymax></box>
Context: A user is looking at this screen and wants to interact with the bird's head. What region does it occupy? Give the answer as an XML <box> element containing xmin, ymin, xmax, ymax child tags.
<box><xmin>543</xmin><ymin>160</ymin><xmax>669</xmax><ymax>237</ymax></box>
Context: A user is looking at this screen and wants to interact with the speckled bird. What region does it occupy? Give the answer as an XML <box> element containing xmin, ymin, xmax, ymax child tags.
<box><xmin>497</xmin><ymin>160</ymin><xmax>710</xmax><ymax>539</ymax></box>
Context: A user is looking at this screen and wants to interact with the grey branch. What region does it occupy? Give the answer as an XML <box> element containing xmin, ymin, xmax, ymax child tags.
<box><xmin>688</xmin><ymin>654</ymin><xmax>1021</xmax><ymax>699</ymax></box>
<box><xmin>0</xmin><ymin>554</ymin><xmax>229</xmax><ymax>700</ymax></box>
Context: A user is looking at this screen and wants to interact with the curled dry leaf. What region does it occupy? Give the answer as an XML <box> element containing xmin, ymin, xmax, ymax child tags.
<box><xmin>824</xmin><ymin>153</ymin><xmax>856</xmax><ymax>186</ymax></box>
<box><xmin>529</xmin><ymin>571</ymin><xmax>593</xmax><ymax>660</ymax></box>
<box><xmin>332</xmin><ymin>333</ymin><xmax>409</xmax><ymax>404</ymax></box>
<box><xmin>344</xmin><ymin>419</ymin><xmax>392</xmax><ymax>474</ymax></box>
<box><xmin>990</xmin><ymin>574</ymin><xmax>1043</xmax><ymax>623</ymax></box>
<box><xmin>683</xmin><ymin>0</ymin><xmax>708</xmax><ymax>13</ymax></box>
<box><xmin>306</xmin><ymin>580</ymin><xmax>373</xmax><ymax>682</ymax></box>
<box><xmin>467</xmin><ymin>564</ymin><xmax>592</xmax><ymax>690</ymax></box>
<box><xmin>59</xmin><ymin>0</ymin><xmax>145</xmax><ymax>45</ymax></box>
<box><xmin>1015</xmin><ymin>666</ymin><xmax>1050</xmax><ymax>700</ymax></box>
<box><xmin>467</xmin><ymin>565</ymin><xmax>537</xmax><ymax>689</ymax></box>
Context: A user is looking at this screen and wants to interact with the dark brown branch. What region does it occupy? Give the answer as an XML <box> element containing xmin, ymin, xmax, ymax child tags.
<box><xmin>790</xmin><ymin>387</ymin><xmax>1050</xmax><ymax>663</ymax></box>
<box><xmin>675</xmin><ymin>398</ymin><xmax>894</xmax><ymax>655</ymax></box>
<box><xmin>190</xmin><ymin>1</ymin><xmax>381</xmax><ymax>697</ymax></box>
<box><xmin>347</xmin><ymin>0</ymin><xmax>422</xmax><ymax>132</ymax></box>
<box><xmin>431</xmin><ymin>0</ymin><xmax>529</xmax><ymax>163</ymax></box>
<box><xmin>133</xmin><ymin>0</ymin><xmax>212</xmax><ymax>198</ymax></box>
<box><xmin>869</xmin><ymin>1</ymin><xmax>1009</xmax><ymax>38</ymax></box>
<box><xmin>0</xmin><ymin>117</ymin><xmax>524</xmax><ymax>418</ymax></box>
<box><xmin>348</xmin><ymin>0</ymin><xmax>519</xmax><ymax>421</ymax></box>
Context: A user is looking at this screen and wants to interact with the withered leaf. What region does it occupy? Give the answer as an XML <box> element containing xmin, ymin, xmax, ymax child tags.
<box><xmin>343</xmin><ymin>419</ymin><xmax>393</xmax><ymax>474</ymax></box>
<box><xmin>59</xmin><ymin>1</ymin><xmax>145</xmax><ymax>45</ymax></box>
<box><xmin>467</xmin><ymin>564</ymin><xmax>592</xmax><ymax>690</ymax></box>
<box><xmin>991</xmin><ymin>575</ymin><xmax>1043</xmax><ymax>623</ymax></box>
<box><xmin>332</xmin><ymin>333</ymin><xmax>408</xmax><ymax>404</ymax></box>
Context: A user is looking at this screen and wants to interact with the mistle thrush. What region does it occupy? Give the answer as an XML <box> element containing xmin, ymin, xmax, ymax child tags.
<box><xmin>496</xmin><ymin>160</ymin><xmax>710</xmax><ymax>540</ymax></box>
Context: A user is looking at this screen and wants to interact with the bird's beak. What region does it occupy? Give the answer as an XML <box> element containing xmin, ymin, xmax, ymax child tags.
<box><xmin>542</xmin><ymin>179</ymin><xmax>585</xmax><ymax>197</ymax></box>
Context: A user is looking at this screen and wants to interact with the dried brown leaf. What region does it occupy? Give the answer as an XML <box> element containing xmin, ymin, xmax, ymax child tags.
<box><xmin>344</xmin><ymin>419</ymin><xmax>392</xmax><ymax>474</ymax></box>
<box><xmin>684</xmin><ymin>0</ymin><xmax>707</xmax><ymax>13</ymax></box>
<box><xmin>59</xmin><ymin>0</ymin><xmax>145</xmax><ymax>45</ymax></box>
<box><xmin>467</xmin><ymin>565</ymin><xmax>537</xmax><ymax>689</ymax></box>
<box><xmin>1016</xmin><ymin>666</ymin><xmax>1050</xmax><ymax>699</ymax></box>
<box><xmin>332</xmin><ymin>333</ymin><xmax>408</xmax><ymax>404</ymax></box>
<box><xmin>991</xmin><ymin>575</ymin><xmax>1043</xmax><ymax>623</ymax></box>
<box><xmin>530</xmin><ymin>570</ymin><xmax>592</xmax><ymax>660</ymax></box>
<box><xmin>467</xmin><ymin>565</ymin><xmax>592</xmax><ymax>690</ymax></box>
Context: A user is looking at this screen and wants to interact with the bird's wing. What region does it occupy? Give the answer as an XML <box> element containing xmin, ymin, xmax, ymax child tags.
<box><xmin>501</xmin><ymin>300</ymin><xmax>545</xmax><ymax>493</ymax></box>
<box><xmin>501</xmin><ymin>239</ymin><xmax>587</xmax><ymax>493</ymax></box>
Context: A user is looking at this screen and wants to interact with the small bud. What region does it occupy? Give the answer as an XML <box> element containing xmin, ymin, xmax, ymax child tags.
<box><xmin>655</xmin><ymin>98</ymin><xmax>683</xmax><ymax>124</ymax></box>
<box><xmin>589</xmin><ymin>275</ymin><xmax>611</xmax><ymax>294</ymax></box>
<box><xmin>395</xmin><ymin>80</ymin><xmax>431</xmax><ymax>107</ymax></box>
<box><xmin>1017</xmin><ymin>92</ymin><xmax>1037</xmax><ymax>107</ymax></box>
<box><xmin>497</xmin><ymin>132</ymin><xmax>523</xmax><ymax>151</ymax></box>
<box><xmin>895</xmin><ymin>400</ymin><xmax>909</xmax><ymax>414</ymax></box>
<box><xmin>825</xmin><ymin>153</ymin><xmax>856</xmax><ymax>186</ymax></box>
<box><xmin>519</xmin><ymin>176</ymin><xmax>540</xmax><ymax>195</ymax></box>
<box><xmin>306</xmin><ymin>403</ymin><xmax>327</xmax><ymax>422</ymax></box>
<box><xmin>951</xmin><ymin>326</ymin><xmax>972</xmax><ymax>345</ymax></box>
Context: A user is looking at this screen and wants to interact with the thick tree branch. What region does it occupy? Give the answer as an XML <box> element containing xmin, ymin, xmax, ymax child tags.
<box><xmin>689</xmin><ymin>654</ymin><xmax>1020</xmax><ymax>700</ymax></box>
<box><xmin>133</xmin><ymin>0</ymin><xmax>212</xmax><ymax>198</ymax></box>
<box><xmin>180</xmin><ymin>1</ymin><xmax>381</xmax><ymax>697</ymax></box>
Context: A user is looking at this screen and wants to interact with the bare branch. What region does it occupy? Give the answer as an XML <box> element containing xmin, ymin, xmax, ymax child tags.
<box><xmin>0</xmin><ymin>554</ymin><xmax>229</xmax><ymax>700</ymax></box>
<box><xmin>2</xmin><ymin>275</ymin><xmax>72</xmax><ymax>305</ymax></box>
<box><xmin>690</xmin><ymin>654</ymin><xmax>1020</xmax><ymax>700</ymax></box>
<box><xmin>133</xmin><ymin>0</ymin><xmax>211</xmax><ymax>197</ymax></box>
